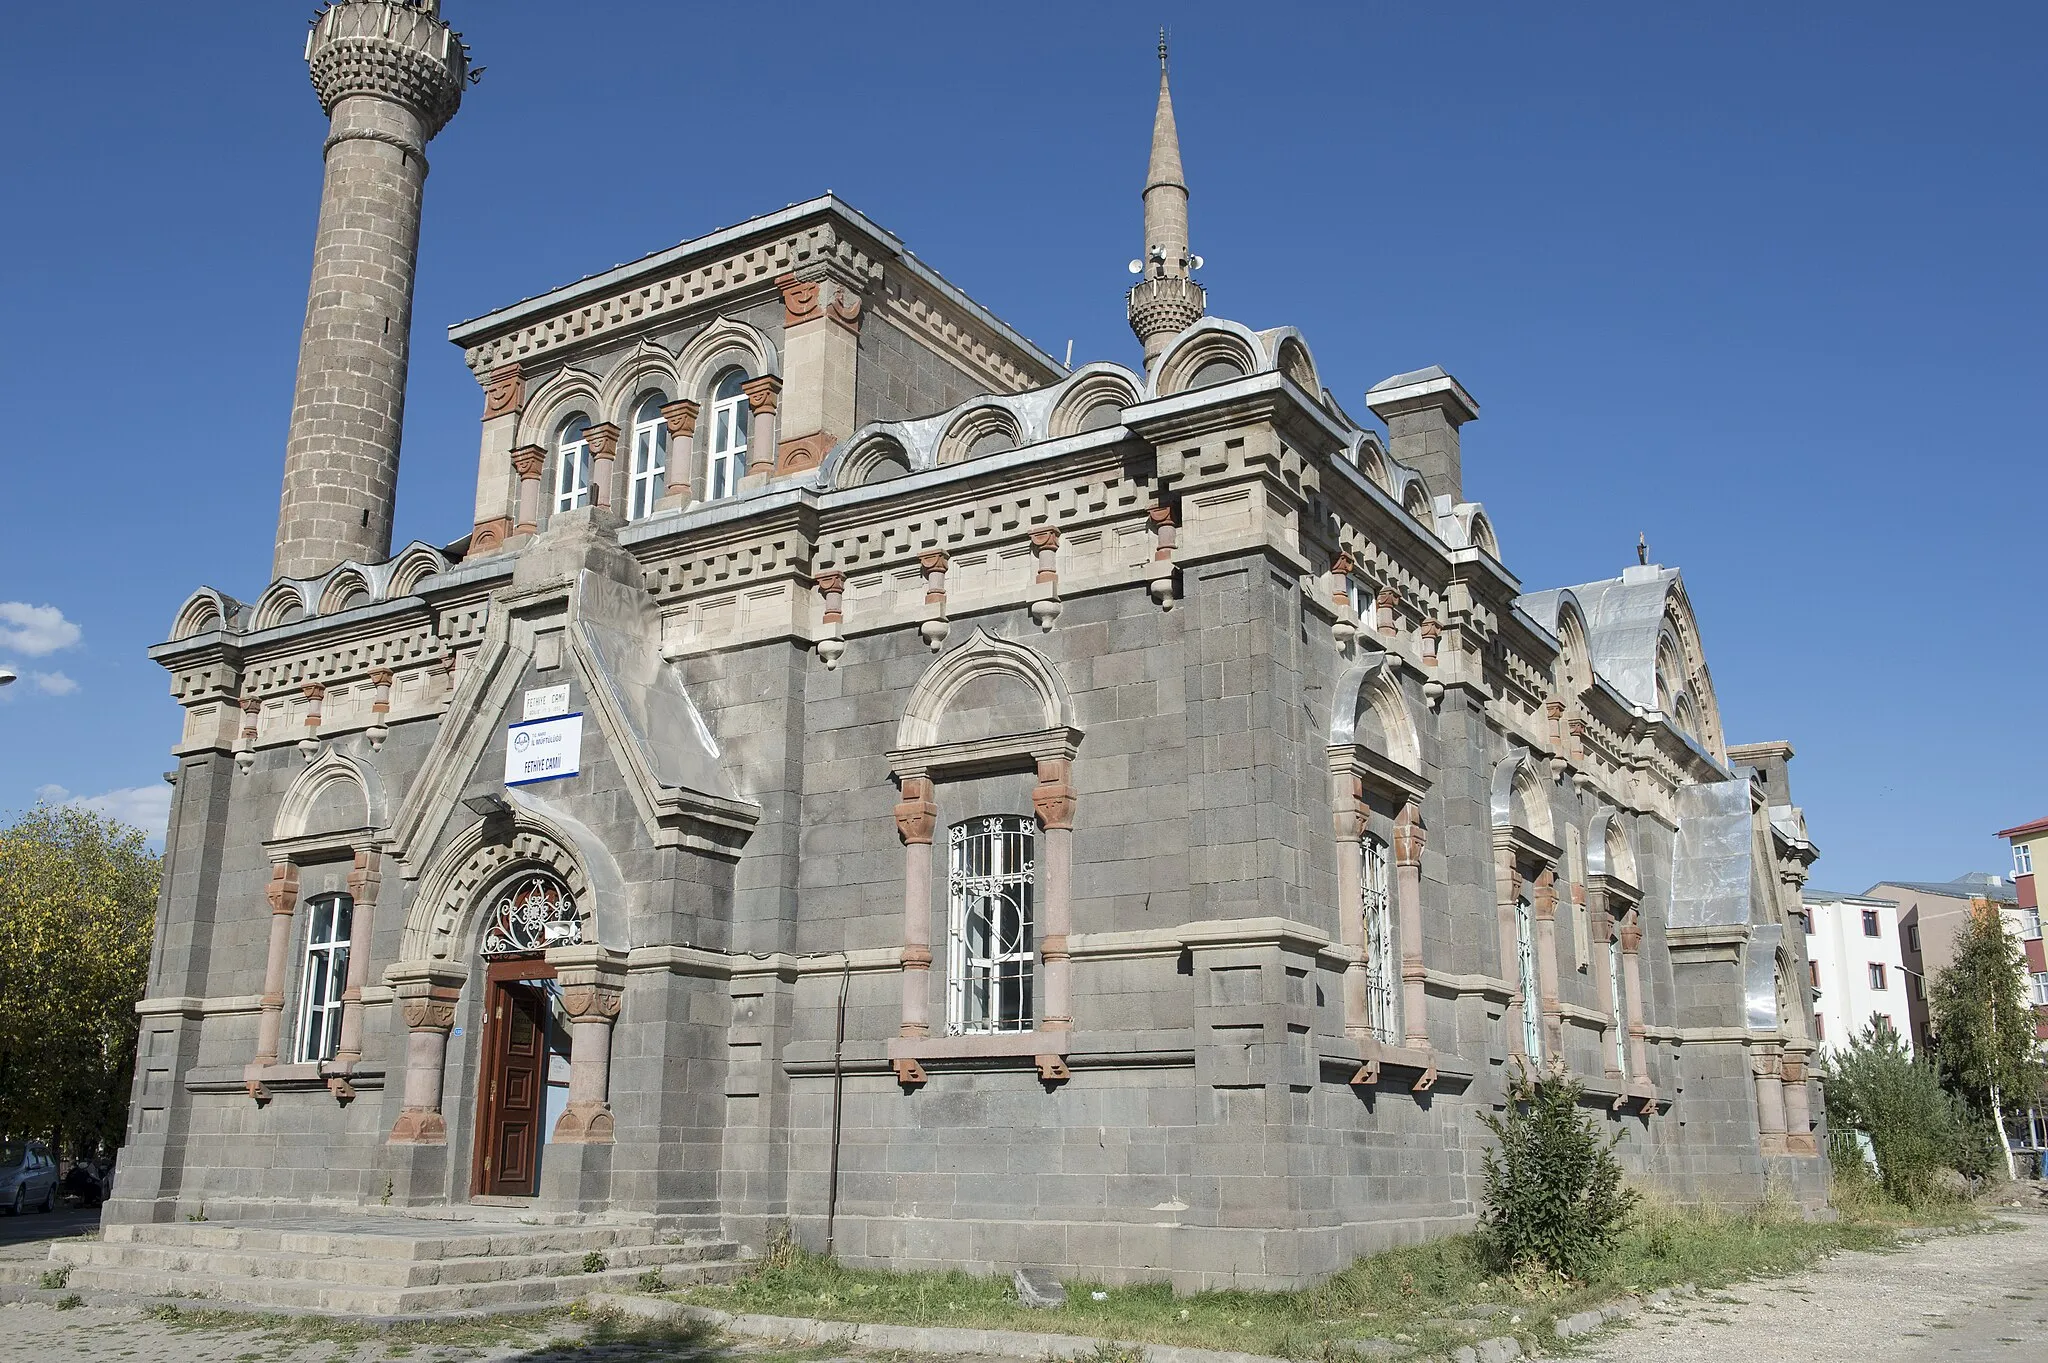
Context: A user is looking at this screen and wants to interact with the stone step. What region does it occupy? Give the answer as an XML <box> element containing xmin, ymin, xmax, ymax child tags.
<box><xmin>50</xmin><ymin>1236</ymin><xmax>733</xmax><ymax>1290</ymax></box>
<box><xmin>100</xmin><ymin>1219</ymin><xmax>656</xmax><ymax>1261</ymax></box>
<box><xmin>0</xmin><ymin>1262</ymin><xmax>51</xmax><ymax>1288</ymax></box>
<box><xmin>55</xmin><ymin>1249</ymin><xmax>743</xmax><ymax>1317</ymax></box>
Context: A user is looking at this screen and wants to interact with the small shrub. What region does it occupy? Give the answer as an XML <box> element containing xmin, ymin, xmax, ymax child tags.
<box><xmin>581</xmin><ymin>1250</ymin><xmax>609</xmax><ymax>1274</ymax></box>
<box><xmin>1818</xmin><ymin>1019</ymin><xmax>1959</xmax><ymax>1204</ymax></box>
<box><xmin>55</xmin><ymin>1294</ymin><xmax>83</xmax><ymax>1311</ymax></box>
<box><xmin>635</xmin><ymin>1268</ymin><xmax>667</xmax><ymax>1293</ymax></box>
<box><xmin>38</xmin><ymin>1266</ymin><xmax>71</xmax><ymax>1290</ymax></box>
<box><xmin>1477</xmin><ymin>1060</ymin><xmax>1638</xmax><ymax>1281</ymax></box>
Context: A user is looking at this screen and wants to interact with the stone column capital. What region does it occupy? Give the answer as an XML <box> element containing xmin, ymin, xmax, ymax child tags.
<box><xmin>918</xmin><ymin>550</ymin><xmax>950</xmax><ymax>576</ymax></box>
<box><xmin>240</xmin><ymin>695</ymin><xmax>263</xmax><ymax>716</ymax></box>
<box><xmin>300</xmin><ymin>683</ymin><xmax>326</xmax><ymax>703</ymax></box>
<box><xmin>1532</xmin><ymin>866</ymin><xmax>1558</xmax><ymax>919</ymax></box>
<box><xmin>741</xmin><ymin>374</ymin><xmax>782</xmax><ymax>415</ymax></box>
<box><xmin>660</xmin><ymin>398</ymin><xmax>700</xmax><ymax>440</ymax></box>
<box><xmin>895</xmin><ymin>775</ymin><xmax>937</xmax><ymax>846</ymax></box>
<box><xmin>815</xmin><ymin>571</ymin><xmax>847</xmax><ymax>597</ymax></box>
<box><xmin>1030</xmin><ymin>528</ymin><xmax>1062</xmax><ymax>552</ymax></box>
<box><xmin>582</xmin><ymin>422</ymin><xmax>620</xmax><ymax>460</ymax></box>
<box><xmin>1033</xmin><ymin>757</ymin><xmax>1077</xmax><ymax>832</ymax></box>
<box><xmin>510</xmin><ymin>445</ymin><xmax>546</xmax><ymax>481</ymax></box>
<box><xmin>265</xmin><ymin>863</ymin><xmax>300</xmax><ymax>915</ymax></box>
<box><xmin>368</xmin><ymin>667</ymin><xmax>395</xmax><ymax>687</ymax></box>
<box><xmin>1393</xmin><ymin>801</ymin><xmax>1427</xmax><ymax>866</ymax></box>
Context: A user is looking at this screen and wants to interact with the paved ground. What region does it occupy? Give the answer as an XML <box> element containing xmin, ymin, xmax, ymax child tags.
<box><xmin>1</xmin><ymin>1213</ymin><xmax>2043</xmax><ymax>1362</ymax></box>
<box><xmin>1578</xmin><ymin>1211</ymin><xmax>2048</xmax><ymax>1363</ymax></box>
<box><xmin>0</xmin><ymin>1207</ymin><xmax>98</xmax><ymax>1255</ymax></box>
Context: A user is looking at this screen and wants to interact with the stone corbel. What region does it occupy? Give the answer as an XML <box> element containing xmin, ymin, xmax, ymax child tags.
<box><xmin>482</xmin><ymin>362</ymin><xmax>524</xmax><ymax>421</ymax></box>
<box><xmin>893</xmin><ymin>1057</ymin><xmax>928</xmax><ymax>1087</ymax></box>
<box><xmin>367</xmin><ymin>668</ymin><xmax>394</xmax><ymax>750</ymax></box>
<box><xmin>658</xmin><ymin>400</ymin><xmax>698</xmax><ymax>508</ymax></box>
<box><xmin>827</xmin><ymin>284</ymin><xmax>864</xmax><ymax>333</ymax></box>
<box><xmin>816</xmin><ymin>572</ymin><xmax>848</xmax><ymax>669</ymax></box>
<box><xmin>298</xmin><ymin>684</ymin><xmax>325</xmax><ymax>760</ymax></box>
<box><xmin>583</xmin><ymin>422</ymin><xmax>620</xmax><ymax>511</ymax></box>
<box><xmin>778</xmin><ymin>273</ymin><xmax>822</xmax><ymax>328</ymax></box>
<box><xmin>1147</xmin><ymin>505</ymin><xmax>1178</xmax><ymax>609</ymax></box>
<box><xmin>919</xmin><ymin>552</ymin><xmax>951</xmax><ymax>651</ymax></box>
<box><xmin>1028</xmin><ymin>529</ymin><xmax>1062</xmax><ymax>631</ymax></box>
<box><xmin>1034</xmin><ymin>1054</ymin><xmax>1070</xmax><ymax>1083</ymax></box>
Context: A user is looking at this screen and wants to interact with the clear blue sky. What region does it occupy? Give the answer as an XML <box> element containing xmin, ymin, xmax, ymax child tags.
<box><xmin>1</xmin><ymin>2</ymin><xmax>2041</xmax><ymax>890</ymax></box>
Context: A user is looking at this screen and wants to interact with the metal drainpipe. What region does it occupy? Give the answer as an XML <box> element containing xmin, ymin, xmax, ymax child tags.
<box><xmin>825</xmin><ymin>955</ymin><xmax>851</xmax><ymax>1257</ymax></box>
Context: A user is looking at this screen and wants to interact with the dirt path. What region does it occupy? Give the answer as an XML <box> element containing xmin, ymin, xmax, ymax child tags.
<box><xmin>1578</xmin><ymin>1212</ymin><xmax>2048</xmax><ymax>1362</ymax></box>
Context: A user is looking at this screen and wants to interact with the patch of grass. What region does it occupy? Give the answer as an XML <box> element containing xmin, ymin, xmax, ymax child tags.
<box><xmin>54</xmin><ymin>1293</ymin><xmax>83</xmax><ymax>1311</ymax></box>
<box><xmin>133</xmin><ymin>1303</ymin><xmax>575</xmax><ymax>1351</ymax></box>
<box><xmin>671</xmin><ymin>1190</ymin><xmax>1990</xmax><ymax>1361</ymax></box>
<box><xmin>38</xmin><ymin>1265</ymin><xmax>70</xmax><ymax>1289</ymax></box>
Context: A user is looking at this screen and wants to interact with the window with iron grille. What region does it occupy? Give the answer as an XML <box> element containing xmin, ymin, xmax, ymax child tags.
<box><xmin>1361</xmin><ymin>834</ymin><xmax>1395</xmax><ymax>1044</ymax></box>
<box><xmin>1608</xmin><ymin>928</ymin><xmax>1627</xmax><ymax>1077</ymax></box>
<box><xmin>1516</xmin><ymin>893</ymin><xmax>1541</xmax><ymax>1061</ymax></box>
<box><xmin>947</xmin><ymin>816</ymin><xmax>1036</xmax><ymax>1034</ymax></box>
<box><xmin>295</xmin><ymin>892</ymin><xmax>353</xmax><ymax>1063</ymax></box>
<box><xmin>481</xmin><ymin>872</ymin><xmax>581</xmax><ymax>957</ymax></box>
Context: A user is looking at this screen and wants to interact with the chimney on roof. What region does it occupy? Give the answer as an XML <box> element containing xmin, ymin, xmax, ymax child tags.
<box><xmin>1365</xmin><ymin>367</ymin><xmax>1478</xmax><ymax>505</ymax></box>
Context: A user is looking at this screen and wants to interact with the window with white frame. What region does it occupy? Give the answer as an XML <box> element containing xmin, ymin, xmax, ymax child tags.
<box><xmin>2021</xmin><ymin>907</ymin><xmax>2043</xmax><ymax>942</ymax></box>
<box><xmin>706</xmin><ymin>369</ymin><xmax>750</xmax><ymax>501</ymax></box>
<box><xmin>1362</xmin><ymin>833</ymin><xmax>1396</xmax><ymax>1044</ymax></box>
<box><xmin>1516</xmin><ymin>891</ymin><xmax>1541</xmax><ymax>1060</ymax></box>
<box><xmin>295</xmin><ymin>892</ymin><xmax>353</xmax><ymax>1063</ymax></box>
<box><xmin>1606</xmin><ymin>927</ymin><xmax>1628</xmax><ymax>1077</ymax></box>
<box><xmin>2030</xmin><ymin>972</ymin><xmax>2048</xmax><ymax>1008</ymax></box>
<box><xmin>553</xmin><ymin>414</ymin><xmax>592</xmax><ymax>513</ymax></box>
<box><xmin>626</xmin><ymin>393</ymin><xmax>668</xmax><ymax>520</ymax></box>
<box><xmin>946</xmin><ymin>816</ymin><xmax>1035</xmax><ymax>1034</ymax></box>
<box><xmin>2016</xmin><ymin>843</ymin><xmax>2034</xmax><ymax>877</ymax></box>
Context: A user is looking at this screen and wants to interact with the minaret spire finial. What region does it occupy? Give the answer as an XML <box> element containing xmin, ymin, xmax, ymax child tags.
<box><xmin>1127</xmin><ymin>31</ymin><xmax>1205</xmax><ymax>370</ymax></box>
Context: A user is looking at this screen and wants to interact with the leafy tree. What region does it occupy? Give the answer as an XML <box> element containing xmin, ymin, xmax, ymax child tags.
<box><xmin>1817</xmin><ymin>1015</ymin><xmax>1961</xmax><ymax>1202</ymax></box>
<box><xmin>0</xmin><ymin>803</ymin><xmax>159</xmax><ymax>1155</ymax></box>
<box><xmin>1478</xmin><ymin>1060</ymin><xmax>1638</xmax><ymax>1280</ymax></box>
<box><xmin>1926</xmin><ymin>900</ymin><xmax>2044</xmax><ymax>1182</ymax></box>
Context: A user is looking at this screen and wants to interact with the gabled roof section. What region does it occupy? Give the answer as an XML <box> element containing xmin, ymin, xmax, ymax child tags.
<box><xmin>1995</xmin><ymin>815</ymin><xmax>2048</xmax><ymax>840</ymax></box>
<box><xmin>1868</xmin><ymin>873</ymin><xmax>2018</xmax><ymax>904</ymax></box>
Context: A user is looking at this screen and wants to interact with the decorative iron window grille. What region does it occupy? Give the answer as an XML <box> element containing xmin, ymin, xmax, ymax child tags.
<box><xmin>1516</xmin><ymin>894</ymin><xmax>1542</xmax><ymax>1061</ymax></box>
<box><xmin>481</xmin><ymin>872</ymin><xmax>582</xmax><ymax>957</ymax></box>
<box><xmin>946</xmin><ymin>815</ymin><xmax>1036</xmax><ymax>1034</ymax></box>
<box><xmin>1609</xmin><ymin>930</ymin><xmax>1628</xmax><ymax>1078</ymax></box>
<box><xmin>295</xmin><ymin>892</ymin><xmax>353</xmax><ymax>1063</ymax></box>
<box><xmin>1362</xmin><ymin>834</ymin><xmax>1396</xmax><ymax>1044</ymax></box>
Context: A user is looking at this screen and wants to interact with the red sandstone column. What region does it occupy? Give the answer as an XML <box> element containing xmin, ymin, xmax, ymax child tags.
<box><xmin>510</xmin><ymin>445</ymin><xmax>545</xmax><ymax>535</ymax></box>
<box><xmin>583</xmin><ymin>422</ymin><xmax>619</xmax><ymax>511</ymax></box>
<box><xmin>1394</xmin><ymin>802</ymin><xmax>1431</xmax><ymax>1051</ymax></box>
<box><xmin>251</xmin><ymin>863</ymin><xmax>300</xmax><ymax>1079</ymax></box>
<box><xmin>894</xmin><ymin>776</ymin><xmax>938</xmax><ymax>1038</ymax></box>
<box><xmin>1034</xmin><ymin>757</ymin><xmax>1078</xmax><ymax>1032</ymax></box>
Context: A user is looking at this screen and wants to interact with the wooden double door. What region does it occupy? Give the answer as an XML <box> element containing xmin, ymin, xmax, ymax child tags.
<box><xmin>471</xmin><ymin>959</ymin><xmax>554</xmax><ymax>1198</ymax></box>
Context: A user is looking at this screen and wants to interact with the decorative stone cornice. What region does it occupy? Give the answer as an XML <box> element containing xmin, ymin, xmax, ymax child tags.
<box><xmin>306</xmin><ymin>1</ymin><xmax>469</xmax><ymax>139</ymax></box>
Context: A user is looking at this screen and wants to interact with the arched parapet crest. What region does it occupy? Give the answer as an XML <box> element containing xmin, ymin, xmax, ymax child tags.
<box><xmin>1552</xmin><ymin>594</ymin><xmax>1590</xmax><ymax>697</ymax></box>
<box><xmin>1347</xmin><ymin>433</ymin><xmax>1393</xmax><ymax>494</ymax></box>
<box><xmin>936</xmin><ymin>403</ymin><xmax>1025</xmax><ymax>464</ymax></box>
<box><xmin>1150</xmin><ymin>317</ymin><xmax>1264</xmax><ymax>398</ymax></box>
<box><xmin>1048</xmin><ymin>364</ymin><xmax>1141</xmax><ymax>438</ymax></box>
<box><xmin>170</xmin><ymin>587</ymin><xmax>246</xmax><ymax>641</ymax></box>
<box><xmin>597</xmin><ymin>337</ymin><xmax>684</xmax><ymax>424</ymax></box>
<box><xmin>387</xmin><ymin>542</ymin><xmax>449</xmax><ymax>597</ymax></box>
<box><xmin>1259</xmin><ymin>327</ymin><xmax>1320</xmax><ymax>397</ymax></box>
<box><xmin>271</xmin><ymin>748</ymin><xmax>385</xmax><ymax>845</ymax></box>
<box><xmin>1398</xmin><ymin>474</ymin><xmax>1434</xmax><ymax>525</ymax></box>
<box><xmin>1657</xmin><ymin>579</ymin><xmax>1724</xmax><ymax>761</ymax></box>
<box><xmin>896</xmin><ymin>629</ymin><xmax>1075</xmax><ymax>752</ymax></box>
<box><xmin>318</xmin><ymin>568</ymin><xmax>374</xmax><ymax>615</ymax></box>
<box><xmin>823</xmin><ymin>427</ymin><xmax>915</xmax><ymax>489</ymax></box>
<box><xmin>1329</xmin><ymin>651</ymin><xmax>1423</xmax><ymax>782</ymax></box>
<box><xmin>1489</xmin><ymin>750</ymin><xmax>1555</xmax><ymax>848</ymax></box>
<box><xmin>252</xmin><ymin>581</ymin><xmax>310</xmax><ymax>632</ymax></box>
<box><xmin>675</xmin><ymin>315</ymin><xmax>780</xmax><ymax>398</ymax></box>
<box><xmin>400</xmin><ymin>796</ymin><xmax>623</xmax><ymax>965</ymax></box>
<box><xmin>1585</xmin><ymin>808</ymin><xmax>1640</xmax><ymax>893</ymax></box>
<box><xmin>515</xmin><ymin>365</ymin><xmax>604</xmax><ymax>448</ymax></box>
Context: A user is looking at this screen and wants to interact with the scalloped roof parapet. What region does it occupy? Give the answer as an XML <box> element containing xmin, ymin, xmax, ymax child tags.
<box><xmin>173</xmin><ymin>541</ymin><xmax>453</xmax><ymax>641</ymax></box>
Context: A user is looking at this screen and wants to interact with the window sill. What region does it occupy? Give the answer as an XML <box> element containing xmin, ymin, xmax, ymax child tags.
<box><xmin>888</xmin><ymin>1031</ymin><xmax>1069</xmax><ymax>1062</ymax></box>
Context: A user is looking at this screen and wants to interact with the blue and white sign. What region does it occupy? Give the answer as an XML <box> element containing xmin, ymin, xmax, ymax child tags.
<box><xmin>505</xmin><ymin>713</ymin><xmax>583</xmax><ymax>786</ymax></box>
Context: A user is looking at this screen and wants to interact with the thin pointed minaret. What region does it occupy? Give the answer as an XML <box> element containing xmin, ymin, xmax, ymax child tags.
<box><xmin>1127</xmin><ymin>31</ymin><xmax>1206</xmax><ymax>370</ymax></box>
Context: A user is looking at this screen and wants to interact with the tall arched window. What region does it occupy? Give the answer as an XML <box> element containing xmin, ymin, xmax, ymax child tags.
<box><xmin>295</xmin><ymin>892</ymin><xmax>353</xmax><ymax>1063</ymax></box>
<box><xmin>553</xmin><ymin>414</ymin><xmax>592</xmax><ymax>514</ymax></box>
<box><xmin>1608</xmin><ymin>925</ymin><xmax>1629</xmax><ymax>1078</ymax></box>
<box><xmin>627</xmin><ymin>392</ymin><xmax>668</xmax><ymax>521</ymax></box>
<box><xmin>1516</xmin><ymin>890</ymin><xmax>1542</xmax><ymax>1060</ymax></box>
<box><xmin>947</xmin><ymin>815</ymin><xmax>1036</xmax><ymax>1034</ymax></box>
<box><xmin>706</xmin><ymin>369</ymin><xmax>750</xmax><ymax>501</ymax></box>
<box><xmin>1362</xmin><ymin>833</ymin><xmax>1396</xmax><ymax>1043</ymax></box>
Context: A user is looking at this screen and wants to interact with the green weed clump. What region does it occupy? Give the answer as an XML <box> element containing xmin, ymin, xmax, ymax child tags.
<box><xmin>1477</xmin><ymin>1062</ymin><xmax>1638</xmax><ymax>1281</ymax></box>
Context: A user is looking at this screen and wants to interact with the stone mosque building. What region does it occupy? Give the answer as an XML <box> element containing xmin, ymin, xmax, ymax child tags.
<box><xmin>91</xmin><ymin>0</ymin><xmax>1832</xmax><ymax>1309</ymax></box>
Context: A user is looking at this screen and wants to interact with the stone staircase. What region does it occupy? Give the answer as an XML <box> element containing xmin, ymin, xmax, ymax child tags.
<box><xmin>41</xmin><ymin>1214</ymin><xmax>747</xmax><ymax>1316</ymax></box>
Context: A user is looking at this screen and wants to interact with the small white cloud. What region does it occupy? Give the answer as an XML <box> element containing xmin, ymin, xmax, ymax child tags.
<box><xmin>70</xmin><ymin>785</ymin><xmax>173</xmax><ymax>841</ymax></box>
<box><xmin>30</xmin><ymin>671</ymin><xmax>77</xmax><ymax>696</ymax></box>
<box><xmin>34</xmin><ymin>783</ymin><xmax>70</xmax><ymax>803</ymax></box>
<box><xmin>0</xmin><ymin>603</ymin><xmax>82</xmax><ymax>657</ymax></box>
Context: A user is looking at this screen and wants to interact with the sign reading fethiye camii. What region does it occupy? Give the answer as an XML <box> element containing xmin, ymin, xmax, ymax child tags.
<box><xmin>506</xmin><ymin>686</ymin><xmax>580</xmax><ymax>785</ymax></box>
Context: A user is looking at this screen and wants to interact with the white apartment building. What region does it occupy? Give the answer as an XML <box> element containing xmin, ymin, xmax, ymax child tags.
<box><xmin>1803</xmin><ymin>889</ymin><xmax>1912</xmax><ymax>1056</ymax></box>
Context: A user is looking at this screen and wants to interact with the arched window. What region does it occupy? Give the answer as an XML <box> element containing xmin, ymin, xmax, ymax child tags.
<box><xmin>1362</xmin><ymin>833</ymin><xmax>1396</xmax><ymax>1043</ymax></box>
<box><xmin>553</xmin><ymin>414</ymin><xmax>592</xmax><ymax>514</ymax></box>
<box><xmin>947</xmin><ymin>815</ymin><xmax>1036</xmax><ymax>1034</ymax></box>
<box><xmin>1608</xmin><ymin>923</ymin><xmax>1628</xmax><ymax>1078</ymax></box>
<box><xmin>627</xmin><ymin>392</ymin><xmax>668</xmax><ymax>521</ymax></box>
<box><xmin>707</xmin><ymin>369</ymin><xmax>750</xmax><ymax>501</ymax></box>
<box><xmin>481</xmin><ymin>872</ymin><xmax>582</xmax><ymax>957</ymax></box>
<box><xmin>295</xmin><ymin>892</ymin><xmax>353</xmax><ymax>1063</ymax></box>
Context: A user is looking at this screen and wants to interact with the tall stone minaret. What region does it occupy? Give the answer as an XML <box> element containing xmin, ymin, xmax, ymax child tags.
<box><xmin>273</xmin><ymin>1</ymin><xmax>470</xmax><ymax>581</ymax></box>
<box><xmin>1126</xmin><ymin>33</ymin><xmax>1205</xmax><ymax>371</ymax></box>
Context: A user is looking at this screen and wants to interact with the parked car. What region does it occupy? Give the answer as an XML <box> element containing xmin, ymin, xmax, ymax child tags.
<box><xmin>0</xmin><ymin>1142</ymin><xmax>59</xmax><ymax>1215</ymax></box>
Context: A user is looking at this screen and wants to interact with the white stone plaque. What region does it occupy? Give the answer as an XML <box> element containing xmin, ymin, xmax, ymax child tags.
<box><xmin>523</xmin><ymin>684</ymin><xmax>571</xmax><ymax>720</ymax></box>
<box><xmin>505</xmin><ymin>713</ymin><xmax>582</xmax><ymax>786</ymax></box>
